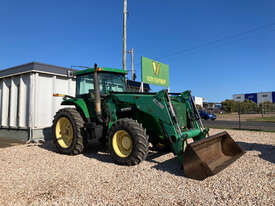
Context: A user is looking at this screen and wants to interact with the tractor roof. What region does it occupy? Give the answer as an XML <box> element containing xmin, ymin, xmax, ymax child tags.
<box><xmin>75</xmin><ymin>67</ymin><xmax>128</xmax><ymax>76</ymax></box>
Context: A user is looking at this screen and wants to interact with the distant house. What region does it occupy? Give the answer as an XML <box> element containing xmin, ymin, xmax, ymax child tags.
<box><xmin>203</xmin><ymin>102</ymin><xmax>222</xmax><ymax>112</ymax></box>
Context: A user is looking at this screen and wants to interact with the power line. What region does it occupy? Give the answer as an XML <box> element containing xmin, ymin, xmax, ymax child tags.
<box><xmin>134</xmin><ymin>22</ymin><xmax>275</xmax><ymax>66</ymax></box>
<box><xmin>158</xmin><ymin>22</ymin><xmax>275</xmax><ymax>60</ymax></box>
<box><xmin>165</xmin><ymin>29</ymin><xmax>275</xmax><ymax>59</ymax></box>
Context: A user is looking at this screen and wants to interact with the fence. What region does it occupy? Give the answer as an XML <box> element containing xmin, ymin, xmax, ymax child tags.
<box><xmin>203</xmin><ymin>103</ymin><xmax>275</xmax><ymax>132</ymax></box>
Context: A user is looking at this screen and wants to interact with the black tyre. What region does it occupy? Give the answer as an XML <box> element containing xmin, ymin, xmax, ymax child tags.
<box><xmin>107</xmin><ymin>118</ymin><xmax>149</xmax><ymax>165</ymax></box>
<box><xmin>52</xmin><ymin>108</ymin><xmax>87</xmax><ymax>155</ymax></box>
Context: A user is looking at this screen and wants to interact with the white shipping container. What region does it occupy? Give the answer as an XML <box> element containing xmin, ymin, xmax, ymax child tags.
<box><xmin>0</xmin><ymin>62</ymin><xmax>76</xmax><ymax>140</ymax></box>
<box><xmin>0</xmin><ymin>79</ymin><xmax>2</xmax><ymax>126</ymax></box>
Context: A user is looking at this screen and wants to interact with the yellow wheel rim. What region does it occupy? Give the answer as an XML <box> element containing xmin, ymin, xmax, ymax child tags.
<box><xmin>112</xmin><ymin>130</ymin><xmax>133</xmax><ymax>158</ymax></box>
<box><xmin>55</xmin><ymin>117</ymin><xmax>74</xmax><ymax>149</ymax></box>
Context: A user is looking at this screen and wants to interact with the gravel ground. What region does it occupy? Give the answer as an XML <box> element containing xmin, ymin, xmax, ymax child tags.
<box><xmin>0</xmin><ymin>129</ymin><xmax>274</xmax><ymax>206</ymax></box>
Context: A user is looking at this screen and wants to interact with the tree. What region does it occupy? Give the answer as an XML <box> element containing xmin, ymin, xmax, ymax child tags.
<box><xmin>239</xmin><ymin>100</ymin><xmax>257</xmax><ymax>113</ymax></box>
<box><xmin>221</xmin><ymin>99</ymin><xmax>238</xmax><ymax>113</ymax></box>
<box><xmin>222</xmin><ymin>99</ymin><xmax>258</xmax><ymax>113</ymax></box>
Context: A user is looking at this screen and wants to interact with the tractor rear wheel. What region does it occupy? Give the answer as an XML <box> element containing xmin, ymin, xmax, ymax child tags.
<box><xmin>108</xmin><ymin>118</ymin><xmax>149</xmax><ymax>165</ymax></box>
<box><xmin>52</xmin><ymin>108</ymin><xmax>87</xmax><ymax>155</ymax></box>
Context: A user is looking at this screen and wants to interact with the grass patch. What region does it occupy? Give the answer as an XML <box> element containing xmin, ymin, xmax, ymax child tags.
<box><xmin>247</xmin><ymin>117</ymin><xmax>275</xmax><ymax>123</ymax></box>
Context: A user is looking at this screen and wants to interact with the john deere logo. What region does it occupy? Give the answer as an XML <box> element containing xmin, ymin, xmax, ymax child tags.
<box><xmin>152</xmin><ymin>61</ymin><xmax>160</xmax><ymax>76</ymax></box>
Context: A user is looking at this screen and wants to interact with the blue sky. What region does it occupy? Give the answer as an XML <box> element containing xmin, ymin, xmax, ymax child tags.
<box><xmin>0</xmin><ymin>0</ymin><xmax>274</xmax><ymax>102</ymax></box>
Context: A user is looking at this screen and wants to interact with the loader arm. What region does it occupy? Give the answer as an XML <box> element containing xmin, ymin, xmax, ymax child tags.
<box><xmin>107</xmin><ymin>90</ymin><xmax>244</xmax><ymax>180</ymax></box>
<box><xmin>106</xmin><ymin>90</ymin><xmax>208</xmax><ymax>161</ymax></box>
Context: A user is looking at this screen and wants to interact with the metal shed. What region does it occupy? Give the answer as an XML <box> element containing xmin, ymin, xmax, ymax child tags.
<box><xmin>0</xmin><ymin>62</ymin><xmax>75</xmax><ymax>141</ymax></box>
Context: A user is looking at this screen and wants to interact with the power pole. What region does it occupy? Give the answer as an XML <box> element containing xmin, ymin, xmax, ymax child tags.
<box><xmin>123</xmin><ymin>0</ymin><xmax>127</xmax><ymax>71</ymax></box>
<box><xmin>128</xmin><ymin>48</ymin><xmax>134</xmax><ymax>80</ymax></box>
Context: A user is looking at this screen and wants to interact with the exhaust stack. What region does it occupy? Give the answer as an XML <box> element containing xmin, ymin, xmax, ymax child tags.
<box><xmin>93</xmin><ymin>64</ymin><xmax>103</xmax><ymax>123</ymax></box>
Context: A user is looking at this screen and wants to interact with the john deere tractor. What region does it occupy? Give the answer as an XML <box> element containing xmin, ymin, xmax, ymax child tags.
<box><xmin>52</xmin><ymin>64</ymin><xmax>244</xmax><ymax>180</ymax></box>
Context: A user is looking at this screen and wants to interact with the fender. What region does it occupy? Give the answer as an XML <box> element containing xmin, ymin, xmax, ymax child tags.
<box><xmin>61</xmin><ymin>98</ymin><xmax>90</xmax><ymax>119</ymax></box>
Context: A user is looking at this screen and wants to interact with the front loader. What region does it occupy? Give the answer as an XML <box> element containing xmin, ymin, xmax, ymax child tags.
<box><xmin>52</xmin><ymin>64</ymin><xmax>244</xmax><ymax>180</ymax></box>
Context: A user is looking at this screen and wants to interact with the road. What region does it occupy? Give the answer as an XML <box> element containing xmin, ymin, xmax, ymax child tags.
<box><xmin>202</xmin><ymin>120</ymin><xmax>275</xmax><ymax>132</ymax></box>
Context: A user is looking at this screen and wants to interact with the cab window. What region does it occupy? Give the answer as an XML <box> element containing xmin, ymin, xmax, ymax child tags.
<box><xmin>76</xmin><ymin>72</ymin><xmax>125</xmax><ymax>96</ymax></box>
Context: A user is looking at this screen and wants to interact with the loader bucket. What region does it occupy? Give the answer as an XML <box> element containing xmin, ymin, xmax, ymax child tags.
<box><xmin>182</xmin><ymin>131</ymin><xmax>245</xmax><ymax>180</ymax></box>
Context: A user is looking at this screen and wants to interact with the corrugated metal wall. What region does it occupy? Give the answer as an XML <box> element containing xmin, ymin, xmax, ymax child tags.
<box><xmin>34</xmin><ymin>74</ymin><xmax>75</xmax><ymax>128</ymax></box>
<box><xmin>0</xmin><ymin>79</ymin><xmax>9</xmax><ymax>127</ymax></box>
<box><xmin>19</xmin><ymin>75</ymin><xmax>30</xmax><ymax>128</ymax></box>
<box><xmin>0</xmin><ymin>79</ymin><xmax>3</xmax><ymax>126</ymax></box>
<box><xmin>0</xmin><ymin>75</ymin><xmax>30</xmax><ymax>128</ymax></box>
<box><xmin>0</xmin><ymin>72</ymin><xmax>75</xmax><ymax>129</ymax></box>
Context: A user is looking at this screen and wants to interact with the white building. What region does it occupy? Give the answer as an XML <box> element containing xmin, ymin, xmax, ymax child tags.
<box><xmin>232</xmin><ymin>94</ymin><xmax>245</xmax><ymax>102</ymax></box>
<box><xmin>233</xmin><ymin>92</ymin><xmax>275</xmax><ymax>104</ymax></box>
<box><xmin>257</xmin><ymin>92</ymin><xmax>273</xmax><ymax>104</ymax></box>
<box><xmin>193</xmin><ymin>96</ymin><xmax>203</xmax><ymax>107</ymax></box>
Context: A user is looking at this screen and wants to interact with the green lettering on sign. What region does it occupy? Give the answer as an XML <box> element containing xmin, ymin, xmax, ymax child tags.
<box><xmin>141</xmin><ymin>56</ymin><xmax>169</xmax><ymax>87</ymax></box>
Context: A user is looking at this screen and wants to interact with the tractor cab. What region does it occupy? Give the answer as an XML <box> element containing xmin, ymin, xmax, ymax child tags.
<box><xmin>75</xmin><ymin>67</ymin><xmax>127</xmax><ymax>97</ymax></box>
<box><xmin>73</xmin><ymin>66</ymin><xmax>128</xmax><ymax>120</ymax></box>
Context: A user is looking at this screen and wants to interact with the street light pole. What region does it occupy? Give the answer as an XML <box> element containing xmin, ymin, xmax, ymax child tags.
<box><xmin>123</xmin><ymin>0</ymin><xmax>127</xmax><ymax>71</ymax></box>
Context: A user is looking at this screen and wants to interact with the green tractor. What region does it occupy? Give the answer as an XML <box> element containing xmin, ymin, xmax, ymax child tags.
<box><xmin>52</xmin><ymin>64</ymin><xmax>244</xmax><ymax>180</ymax></box>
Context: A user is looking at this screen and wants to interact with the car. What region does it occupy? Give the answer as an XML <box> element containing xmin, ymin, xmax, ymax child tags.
<box><xmin>199</xmin><ymin>110</ymin><xmax>216</xmax><ymax>120</ymax></box>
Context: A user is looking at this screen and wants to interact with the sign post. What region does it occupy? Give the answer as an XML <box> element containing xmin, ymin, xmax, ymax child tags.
<box><xmin>141</xmin><ymin>56</ymin><xmax>169</xmax><ymax>90</ymax></box>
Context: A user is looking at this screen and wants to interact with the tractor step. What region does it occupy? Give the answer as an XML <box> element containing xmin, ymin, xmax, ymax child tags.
<box><xmin>182</xmin><ymin>131</ymin><xmax>245</xmax><ymax>180</ymax></box>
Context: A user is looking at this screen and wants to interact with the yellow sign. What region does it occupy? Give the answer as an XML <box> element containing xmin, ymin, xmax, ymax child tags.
<box><xmin>152</xmin><ymin>61</ymin><xmax>160</xmax><ymax>76</ymax></box>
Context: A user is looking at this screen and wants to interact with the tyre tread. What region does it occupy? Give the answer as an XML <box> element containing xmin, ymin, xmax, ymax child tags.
<box><xmin>107</xmin><ymin>118</ymin><xmax>149</xmax><ymax>166</ymax></box>
<box><xmin>52</xmin><ymin>108</ymin><xmax>87</xmax><ymax>155</ymax></box>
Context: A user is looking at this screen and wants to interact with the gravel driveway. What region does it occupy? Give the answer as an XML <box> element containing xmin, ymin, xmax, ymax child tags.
<box><xmin>0</xmin><ymin>129</ymin><xmax>274</xmax><ymax>205</ymax></box>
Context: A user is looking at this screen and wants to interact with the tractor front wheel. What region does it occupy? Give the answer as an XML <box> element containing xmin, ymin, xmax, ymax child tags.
<box><xmin>108</xmin><ymin>118</ymin><xmax>149</xmax><ymax>165</ymax></box>
<box><xmin>52</xmin><ymin>108</ymin><xmax>87</xmax><ymax>155</ymax></box>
